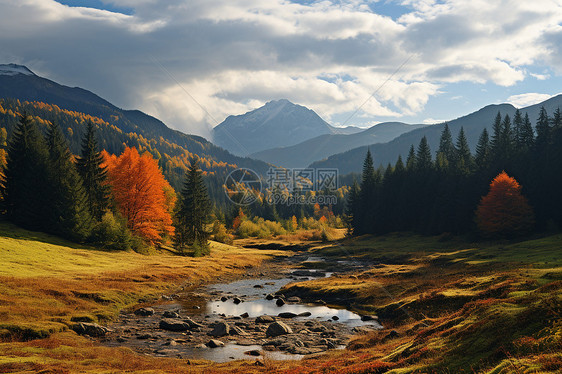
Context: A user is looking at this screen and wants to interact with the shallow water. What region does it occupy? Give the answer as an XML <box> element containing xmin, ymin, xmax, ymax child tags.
<box><xmin>179</xmin><ymin>343</ymin><xmax>303</xmax><ymax>363</ymax></box>
<box><xmin>200</xmin><ymin>272</ymin><xmax>381</xmax><ymax>328</ymax></box>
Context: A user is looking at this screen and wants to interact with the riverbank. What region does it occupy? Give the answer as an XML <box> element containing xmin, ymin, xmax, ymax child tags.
<box><xmin>1</xmin><ymin>222</ymin><xmax>561</xmax><ymax>373</ymax></box>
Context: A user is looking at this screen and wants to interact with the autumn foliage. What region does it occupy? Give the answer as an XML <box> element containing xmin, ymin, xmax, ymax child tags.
<box><xmin>476</xmin><ymin>171</ymin><xmax>534</xmax><ymax>237</ymax></box>
<box><xmin>102</xmin><ymin>147</ymin><xmax>175</xmax><ymax>245</ymax></box>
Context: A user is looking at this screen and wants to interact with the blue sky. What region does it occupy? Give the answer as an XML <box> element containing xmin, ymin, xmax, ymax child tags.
<box><xmin>1</xmin><ymin>0</ymin><xmax>561</xmax><ymax>137</ymax></box>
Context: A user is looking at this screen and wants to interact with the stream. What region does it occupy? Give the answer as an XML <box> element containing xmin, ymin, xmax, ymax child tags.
<box><xmin>99</xmin><ymin>255</ymin><xmax>382</xmax><ymax>363</ymax></box>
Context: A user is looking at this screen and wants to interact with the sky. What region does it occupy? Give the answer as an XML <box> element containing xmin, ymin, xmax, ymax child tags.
<box><xmin>1</xmin><ymin>0</ymin><xmax>562</xmax><ymax>139</ymax></box>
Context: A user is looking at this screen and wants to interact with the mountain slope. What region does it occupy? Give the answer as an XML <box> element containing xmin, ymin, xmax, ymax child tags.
<box><xmin>250</xmin><ymin>122</ymin><xmax>425</xmax><ymax>168</ymax></box>
<box><xmin>213</xmin><ymin>99</ymin><xmax>345</xmax><ymax>156</ymax></box>
<box><xmin>310</xmin><ymin>95</ymin><xmax>562</xmax><ymax>175</ymax></box>
<box><xmin>0</xmin><ymin>64</ymin><xmax>271</xmax><ymax>183</ymax></box>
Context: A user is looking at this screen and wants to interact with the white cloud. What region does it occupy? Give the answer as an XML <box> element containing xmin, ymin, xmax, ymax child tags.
<box><xmin>0</xmin><ymin>0</ymin><xmax>561</xmax><ymax>137</ymax></box>
<box><xmin>507</xmin><ymin>93</ymin><xmax>554</xmax><ymax>107</ymax></box>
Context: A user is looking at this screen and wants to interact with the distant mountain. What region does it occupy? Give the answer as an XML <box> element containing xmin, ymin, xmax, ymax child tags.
<box><xmin>251</xmin><ymin>122</ymin><xmax>425</xmax><ymax>168</ymax></box>
<box><xmin>0</xmin><ymin>64</ymin><xmax>271</xmax><ymax>191</ymax></box>
<box><xmin>213</xmin><ymin>99</ymin><xmax>351</xmax><ymax>156</ymax></box>
<box><xmin>310</xmin><ymin>95</ymin><xmax>562</xmax><ymax>175</ymax></box>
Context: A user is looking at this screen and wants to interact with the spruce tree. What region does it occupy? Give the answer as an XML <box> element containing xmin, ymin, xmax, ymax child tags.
<box><xmin>499</xmin><ymin>114</ymin><xmax>514</xmax><ymax>160</ymax></box>
<box><xmin>406</xmin><ymin>145</ymin><xmax>416</xmax><ymax>170</ymax></box>
<box><xmin>76</xmin><ymin>122</ymin><xmax>110</xmax><ymax>221</ymax></box>
<box><xmin>519</xmin><ymin>112</ymin><xmax>534</xmax><ymax>150</ymax></box>
<box><xmin>490</xmin><ymin>111</ymin><xmax>503</xmax><ymax>160</ymax></box>
<box><xmin>513</xmin><ymin>109</ymin><xmax>523</xmax><ymax>147</ymax></box>
<box><xmin>394</xmin><ymin>155</ymin><xmax>405</xmax><ymax>173</ymax></box>
<box><xmin>174</xmin><ymin>159</ymin><xmax>212</xmax><ymax>256</ymax></box>
<box><xmin>45</xmin><ymin>122</ymin><xmax>93</xmax><ymax>241</ymax></box>
<box><xmin>455</xmin><ymin>127</ymin><xmax>473</xmax><ymax>172</ymax></box>
<box><xmin>437</xmin><ymin>123</ymin><xmax>456</xmax><ymax>166</ymax></box>
<box><xmin>2</xmin><ymin>114</ymin><xmax>50</xmax><ymax>230</ymax></box>
<box><xmin>345</xmin><ymin>180</ymin><xmax>360</xmax><ymax>235</ymax></box>
<box><xmin>416</xmin><ymin>136</ymin><xmax>433</xmax><ymax>170</ymax></box>
<box><xmin>552</xmin><ymin>108</ymin><xmax>561</xmax><ymax>130</ymax></box>
<box><xmin>475</xmin><ymin>128</ymin><xmax>491</xmax><ymax>169</ymax></box>
<box><xmin>535</xmin><ymin>106</ymin><xmax>550</xmax><ymax>151</ymax></box>
<box><xmin>357</xmin><ymin>149</ymin><xmax>376</xmax><ymax>234</ymax></box>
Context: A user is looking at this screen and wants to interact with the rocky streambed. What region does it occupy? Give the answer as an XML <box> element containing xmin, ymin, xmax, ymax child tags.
<box><xmin>90</xmin><ymin>255</ymin><xmax>382</xmax><ymax>362</ymax></box>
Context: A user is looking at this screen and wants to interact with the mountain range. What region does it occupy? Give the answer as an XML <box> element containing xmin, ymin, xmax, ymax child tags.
<box><xmin>250</xmin><ymin>121</ymin><xmax>426</xmax><ymax>168</ymax></box>
<box><xmin>310</xmin><ymin>95</ymin><xmax>562</xmax><ymax>175</ymax></box>
<box><xmin>212</xmin><ymin>99</ymin><xmax>362</xmax><ymax>156</ymax></box>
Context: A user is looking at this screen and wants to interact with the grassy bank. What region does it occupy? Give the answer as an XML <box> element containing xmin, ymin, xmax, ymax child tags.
<box><xmin>279</xmin><ymin>233</ymin><xmax>562</xmax><ymax>373</ymax></box>
<box><xmin>0</xmin><ymin>222</ymin><xmax>284</xmax><ymax>373</ymax></box>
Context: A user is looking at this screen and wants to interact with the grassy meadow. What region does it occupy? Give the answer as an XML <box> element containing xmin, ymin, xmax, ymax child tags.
<box><xmin>0</xmin><ymin>222</ymin><xmax>561</xmax><ymax>373</ymax></box>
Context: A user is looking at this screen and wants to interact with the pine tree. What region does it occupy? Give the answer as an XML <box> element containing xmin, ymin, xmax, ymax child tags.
<box><xmin>519</xmin><ymin>112</ymin><xmax>534</xmax><ymax>150</ymax></box>
<box><xmin>357</xmin><ymin>149</ymin><xmax>376</xmax><ymax>234</ymax></box>
<box><xmin>416</xmin><ymin>136</ymin><xmax>433</xmax><ymax>170</ymax></box>
<box><xmin>475</xmin><ymin>128</ymin><xmax>491</xmax><ymax>169</ymax></box>
<box><xmin>535</xmin><ymin>106</ymin><xmax>550</xmax><ymax>151</ymax></box>
<box><xmin>2</xmin><ymin>114</ymin><xmax>49</xmax><ymax>230</ymax></box>
<box><xmin>437</xmin><ymin>123</ymin><xmax>456</xmax><ymax>167</ymax></box>
<box><xmin>45</xmin><ymin>122</ymin><xmax>93</xmax><ymax>241</ymax></box>
<box><xmin>406</xmin><ymin>145</ymin><xmax>416</xmax><ymax>170</ymax></box>
<box><xmin>394</xmin><ymin>155</ymin><xmax>405</xmax><ymax>173</ymax></box>
<box><xmin>345</xmin><ymin>180</ymin><xmax>360</xmax><ymax>235</ymax></box>
<box><xmin>490</xmin><ymin>111</ymin><xmax>503</xmax><ymax>160</ymax></box>
<box><xmin>499</xmin><ymin>114</ymin><xmax>514</xmax><ymax>160</ymax></box>
<box><xmin>174</xmin><ymin>159</ymin><xmax>212</xmax><ymax>255</ymax></box>
<box><xmin>455</xmin><ymin>127</ymin><xmax>473</xmax><ymax>172</ymax></box>
<box><xmin>76</xmin><ymin>122</ymin><xmax>110</xmax><ymax>221</ymax></box>
<box><xmin>513</xmin><ymin>109</ymin><xmax>523</xmax><ymax>147</ymax></box>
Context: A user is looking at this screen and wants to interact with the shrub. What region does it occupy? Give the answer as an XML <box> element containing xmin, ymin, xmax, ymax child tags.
<box><xmin>90</xmin><ymin>212</ymin><xmax>132</xmax><ymax>250</ymax></box>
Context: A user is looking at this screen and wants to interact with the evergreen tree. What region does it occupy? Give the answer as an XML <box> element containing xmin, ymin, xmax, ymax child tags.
<box><xmin>345</xmin><ymin>180</ymin><xmax>360</xmax><ymax>235</ymax></box>
<box><xmin>490</xmin><ymin>111</ymin><xmax>503</xmax><ymax>160</ymax></box>
<box><xmin>394</xmin><ymin>155</ymin><xmax>405</xmax><ymax>173</ymax></box>
<box><xmin>519</xmin><ymin>113</ymin><xmax>534</xmax><ymax>150</ymax></box>
<box><xmin>416</xmin><ymin>136</ymin><xmax>433</xmax><ymax>170</ymax></box>
<box><xmin>77</xmin><ymin>122</ymin><xmax>110</xmax><ymax>221</ymax></box>
<box><xmin>406</xmin><ymin>145</ymin><xmax>416</xmax><ymax>170</ymax></box>
<box><xmin>45</xmin><ymin>122</ymin><xmax>93</xmax><ymax>241</ymax></box>
<box><xmin>500</xmin><ymin>114</ymin><xmax>514</xmax><ymax>160</ymax></box>
<box><xmin>174</xmin><ymin>159</ymin><xmax>212</xmax><ymax>255</ymax></box>
<box><xmin>475</xmin><ymin>128</ymin><xmax>491</xmax><ymax>169</ymax></box>
<box><xmin>357</xmin><ymin>149</ymin><xmax>376</xmax><ymax>234</ymax></box>
<box><xmin>2</xmin><ymin>114</ymin><xmax>49</xmax><ymax>230</ymax></box>
<box><xmin>437</xmin><ymin>123</ymin><xmax>456</xmax><ymax>167</ymax></box>
<box><xmin>455</xmin><ymin>127</ymin><xmax>473</xmax><ymax>172</ymax></box>
<box><xmin>513</xmin><ymin>109</ymin><xmax>523</xmax><ymax>147</ymax></box>
<box><xmin>535</xmin><ymin>106</ymin><xmax>550</xmax><ymax>151</ymax></box>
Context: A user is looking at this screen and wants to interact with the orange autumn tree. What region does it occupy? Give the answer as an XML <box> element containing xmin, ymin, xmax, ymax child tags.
<box><xmin>475</xmin><ymin>171</ymin><xmax>534</xmax><ymax>237</ymax></box>
<box><xmin>102</xmin><ymin>147</ymin><xmax>175</xmax><ymax>245</ymax></box>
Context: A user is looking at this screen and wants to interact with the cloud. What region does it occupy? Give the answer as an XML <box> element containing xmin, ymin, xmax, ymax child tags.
<box><xmin>507</xmin><ymin>93</ymin><xmax>554</xmax><ymax>107</ymax></box>
<box><xmin>0</xmin><ymin>0</ymin><xmax>561</xmax><ymax>138</ymax></box>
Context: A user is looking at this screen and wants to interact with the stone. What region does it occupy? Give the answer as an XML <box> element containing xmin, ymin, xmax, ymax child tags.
<box><xmin>233</xmin><ymin>297</ymin><xmax>242</xmax><ymax>304</ymax></box>
<box><xmin>72</xmin><ymin>322</ymin><xmax>110</xmax><ymax>337</ymax></box>
<box><xmin>360</xmin><ymin>315</ymin><xmax>377</xmax><ymax>321</ymax></box>
<box><xmin>331</xmin><ymin>316</ymin><xmax>339</xmax><ymax>321</ymax></box>
<box><xmin>209</xmin><ymin>322</ymin><xmax>230</xmax><ymax>337</ymax></box>
<box><xmin>255</xmin><ymin>315</ymin><xmax>275</xmax><ymax>324</ymax></box>
<box><xmin>275</xmin><ymin>298</ymin><xmax>285</xmax><ymax>307</ymax></box>
<box><xmin>266</xmin><ymin>321</ymin><xmax>293</xmax><ymax>337</ymax></box>
<box><xmin>265</xmin><ymin>294</ymin><xmax>274</xmax><ymax>300</ymax></box>
<box><xmin>207</xmin><ymin>339</ymin><xmax>225</xmax><ymax>348</ymax></box>
<box><xmin>292</xmin><ymin>270</ymin><xmax>325</xmax><ymax>277</ymax></box>
<box><xmin>278</xmin><ymin>312</ymin><xmax>298</xmax><ymax>319</ymax></box>
<box><xmin>313</xmin><ymin>300</ymin><xmax>327</xmax><ymax>305</ymax></box>
<box><xmin>298</xmin><ymin>312</ymin><xmax>312</xmax><ymax>317</ymax></box>
<box><xmin>136</xmin><ymin>333</ymin><xmax>153</xmax><ymax>340</ymax></box>
<box><xmin>163</xmin><ymin>310</ymin><xmax>180</xmax><ymax>319</ymax></box>
<box><xmin>159</xmin><ymin>319</ymin><xmax>191</xmax><ymax>332</ymax></box>
<box><xmin>221</xmin><ymin>296</ymin><xmax>228</xmax><ymax>302</ymax></box>
<box><xmin>134</xmin><ymin>307</ymin><xmax>154</xmax><ymax>316</ymax></box>
<box><xmin>253</xmin><ymin>284</ymin><xmax>263</xmax><ymax>288</ymax></box>
<box><xmin>287</xmin><ymin>296</ymin><xmax>301</xmax><ymax>303</ymax></box>
<box><xmin>230</xmin><ymin>326</ymin><xmax>249</xmax><ymax>336</ymax></box>
<box><xmin>245</xmin><ymin>349</ymin><xmax>261</xmax><ymax>356</ymax></box>
<box><xmin>184</xmin><ymin>317</ymin><xmax>203</xmax><ymax>329</ymax></box>
<box><xmin>240</xmin><ymin>312</ymin><xmax>249</xmax><ymax>318</ymax></box>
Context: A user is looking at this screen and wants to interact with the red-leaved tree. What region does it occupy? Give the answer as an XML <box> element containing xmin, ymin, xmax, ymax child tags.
<box><xmin>102</xmin><ymin>147</ymin><xmax>175</xmax><ymax>245</ymax></box>
<box><xmin>475</xmin><ymin>171</ymin><xmax>534</xmax><ymax>237</ymax></box>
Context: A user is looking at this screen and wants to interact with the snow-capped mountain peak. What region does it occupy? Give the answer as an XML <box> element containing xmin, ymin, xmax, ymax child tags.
<box><xmin>0</xmin><ymin>64</ymin><xmax>35</xmax><ymax>76</ymax></box>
